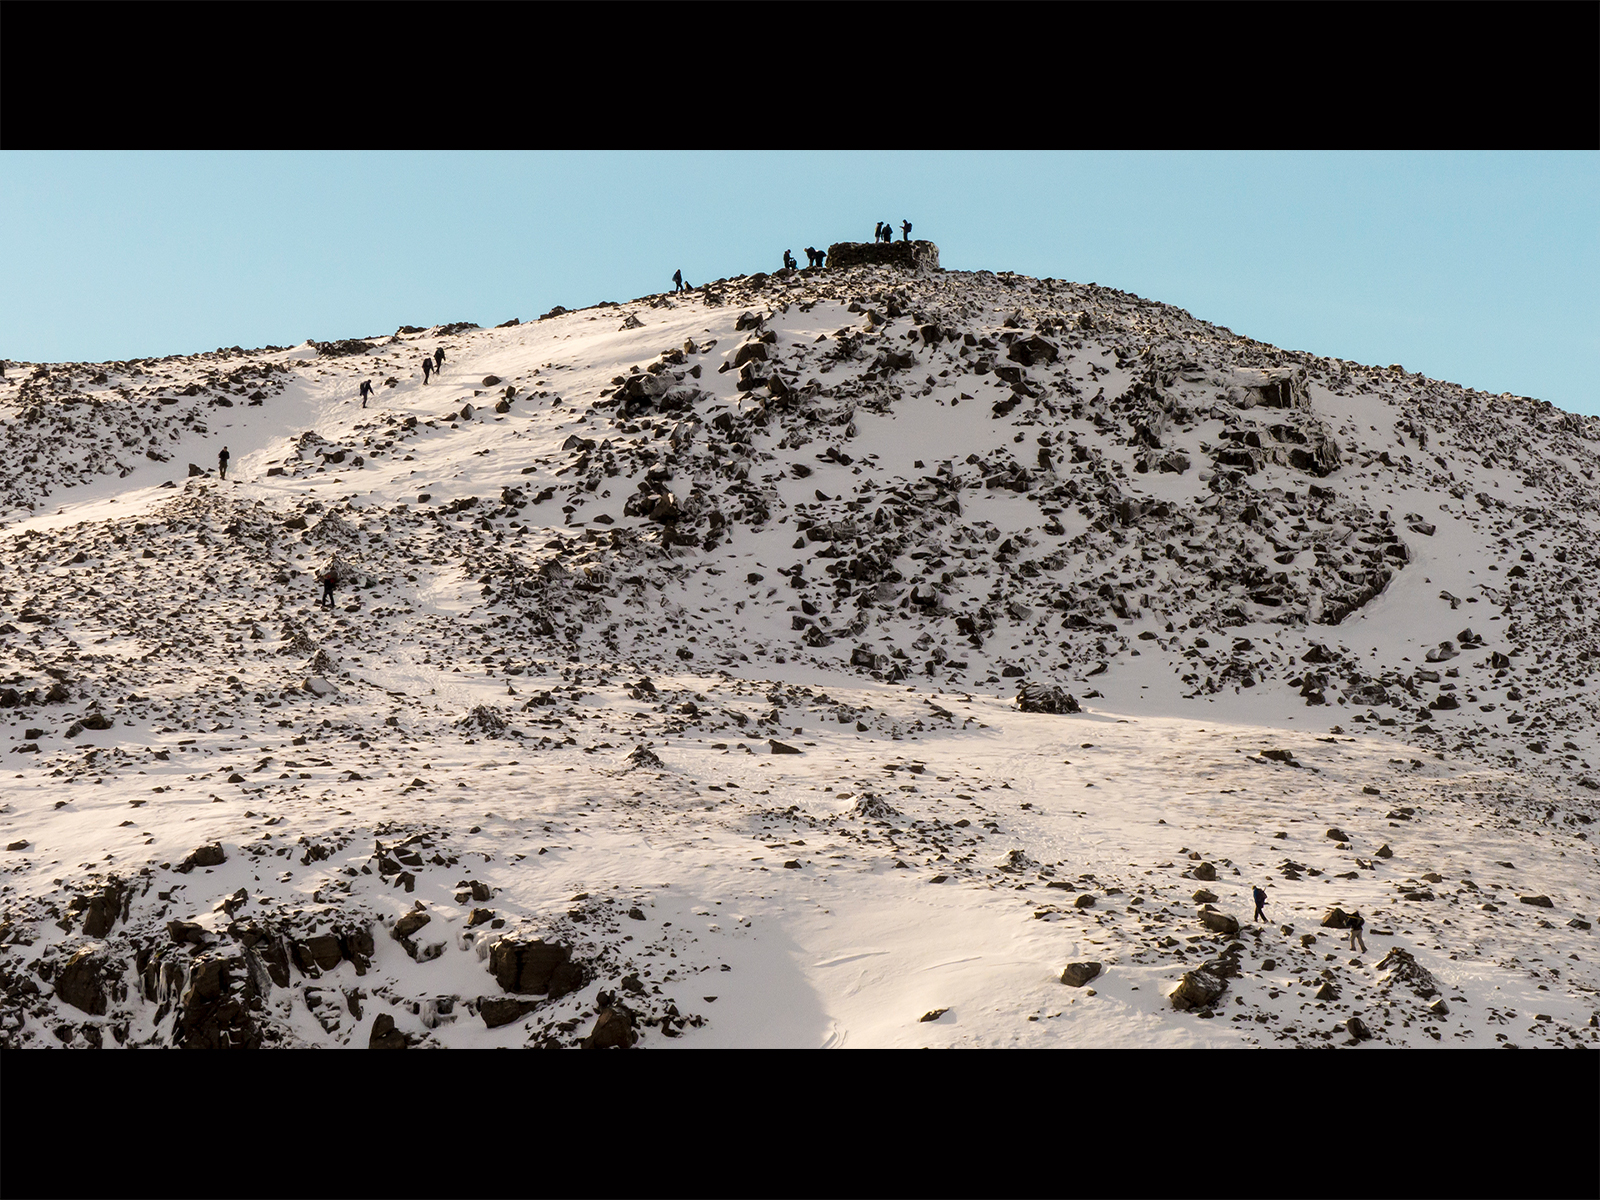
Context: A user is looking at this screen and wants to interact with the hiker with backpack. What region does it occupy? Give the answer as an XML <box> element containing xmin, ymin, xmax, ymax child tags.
<box><xmin>1347</xmin><ymin>910</ymin><xmax>1367</xmax><ymax>953</ymax></box>
<box><xmin>1252</xmin><ymin>886</ymin><xmax>1268</xmax><ymax>923</ymax></box>
<box><xmin>359</xmin><ymin>379</ymin><xmax>373</xmax><ymax>407</ymax></box>
<box><xmin>673</xmin><ymin>269</ymin><xmax>685</xmax><ymax>293</ymax></box>
<box><xmin>421</xmin><ymin>357</ymin><xmax>432</xmax><ymax>384</ymax></box>
<box><xmin>218</xmin><ymin>446</ymin><xmax>230</xmax><ymax>481</ymax></box>
<box><xmin>318</xmin><ymin>567</ymin><xmax>337</xmax><ymax>609</ymax></box>
<box><xmin>433</xmin><ymin>347</ymin><xmax>445</xmax><ymax>373</ymax></box>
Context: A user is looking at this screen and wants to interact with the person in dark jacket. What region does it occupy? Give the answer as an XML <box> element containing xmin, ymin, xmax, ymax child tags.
<box><xmin>1252</xmin><ymin>886</ymin><xmax>1268</xmax><ymax>923</ymax></box>
<box><xmin>901</xmin><ymin>219</ymin><xmax>912</xmax><ymax>242</ymax></box>
<box><xmin>783</xmin><ymin>249</ymin><xmax>796</xmax><ymax>270</ymax></box>
<box><xmin>673</xmin><ymin>269</ymin><xmax>684</xmax><ymax>293</ymax></box>
<box><xmin>218</xmin><ymin>446</ymin><xmax>230</xmax><ymax>480</ymax></box>
<box><xmin>433</xmin><ymin>347</ymin><xmax>445</xmax><ymax>373</ymax></box>
<box><xmin>319</xmin><ymin>568</ymin><xmax>336</xmax><ymax>609</ymax></box>
<box><xmin>421</xmin><ymin>357</ymin><xmax>432</xmax><ymax>384</ymax></box>
<box><xmin>359</xmin><ymin>379</ymin><xmax>373</xmax><ymax>407</ymax></box>
<box><xmin>874</xmin><ymin>222</ymin><xmax>884</xmax><ymax>243</ymax></box>
<box><xmin>1347</xmin><ymin>910</ymin><xmax>1367</xmax><ymax>953</ymax></box>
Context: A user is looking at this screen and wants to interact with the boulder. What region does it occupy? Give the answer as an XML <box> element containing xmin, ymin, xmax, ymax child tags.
<box><xmin>479</xmin><ymin>996</ymin><xmax>540</xmax><ymax>1029</ymax></box>
<box><xmin>488</xmin><ymin>936</ymin><xmax>584</xmax><ymax>1000</ymax></box>
<box><xmin>1006</xmin><ymin>335</ymin><xmax>1059</xmax><ymax>367</ymax></box>
<box><xmin>1170</xmin><ymin>969</ymin><xmax>1227</xmax><ymax>1011</ymax></box>
<box><xmin>1197</xmin><ymin>906</ymin><xmax>1240</xmax><ymax>935</ymax></box>
<box><xmin>582</xmin><ymin>1005</ymin><xmax>637</xmax><ymax>1048</ymax></box>
<box><xmin>1191</xmin><ymin>862</ymin><xmax>1218</xmax><ymax>881</ymax></box>
<box><xmin>1060</xmin><ymin>962</ymin><xmax>1102</xmax><ymax>988</ymax></box>
<box><xmin>1321</xmin><ymin>907</ymin><xmax>1356</xmax><ymax>929</ymax></box>
<box><xmin>369</xmin><ymin>1012</ymin><xmax>408</xmax><ymax>1049</ymax></box>
<box><xmin>177</xmin><ymin>842</ymin><xmax>226</xmax><ymax>873</ymax></box>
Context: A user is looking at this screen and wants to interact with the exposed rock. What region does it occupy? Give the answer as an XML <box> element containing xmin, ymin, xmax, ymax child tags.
<box><xmin>54</xmin><ymin>944</ymin><xmax>119</xmax><ymax>1015</ymax></box>
<box><xmin>1376</xmin><ymin>946</ymin><xmax>1438</xmax><ymax>999</ymax></box>
<box><xmin>581</xmin><ymin>1005</ymin><xmax>637</xmax><ymax>1048</ymax></box>
<box><xmin>1197</xmin><ymin>906</ymin><xmax>1240</xmax><ymax>935</ymax></box>
<box><xmin>369</xmin><ymin>1012</ymin><xmax>408</xmax><ymax>1049</ymax></box>
<box><xmin>176</xmin><ymin>842</ymin><xmax>226</xmax><ymax>873</ymax></box>
<box><xmin>479</xmin><ymin>996</ymin><xmax>540</xmax><ymax>1029</ymax></box>
<box><xmin>1016</xmin><ymin>681</ymin><xmax>1080</xmax><ymax>714</ymax></box>
<box><xmin>1170</xmin><ymin>969</ymin><xmax>1227</xmax><ymax>1011</ymax></box>
<box><xmin>489</xmin><ymin>936</ymin><xmax>584</xmax><ymax>1000</ymax></box>
<box><xmin>824</xmin><ymin>241</ymin><xmax>940</xmax><ymax>271</ymax></box>
<box><xmin>1060</xmin><ymin>962</ymin><xmax>1102</xmax><ymax>987</ymax></box>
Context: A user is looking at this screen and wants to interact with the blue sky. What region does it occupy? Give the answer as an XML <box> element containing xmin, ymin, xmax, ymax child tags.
<box><xmin>2</xmin><ymin>151</ymin><xmax>1595</xmax><ymax>414</ymax></box>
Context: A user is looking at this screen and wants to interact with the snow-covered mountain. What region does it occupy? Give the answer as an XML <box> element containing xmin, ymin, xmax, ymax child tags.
<box><xmin>2</xmin><ymin>251</ymin><xmax>1596</xmax><ymax>1049</ymax></box>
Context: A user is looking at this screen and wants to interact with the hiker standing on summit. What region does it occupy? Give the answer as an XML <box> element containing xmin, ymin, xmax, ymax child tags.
<box><xmin>901</xmin><ymin>219</ymin><xmax>912</xmax><ymax>242</ymax></box>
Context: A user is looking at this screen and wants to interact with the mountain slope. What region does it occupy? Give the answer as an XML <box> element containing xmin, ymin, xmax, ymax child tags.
<box><xmin>1</xmin><ymin>259</ymin><xmax>1595</xmax><ymax>1049</ymax></box>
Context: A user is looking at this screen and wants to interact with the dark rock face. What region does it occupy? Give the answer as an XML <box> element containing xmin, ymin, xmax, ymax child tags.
<box><xmin>824</xmin><ymin>241</ymin><xmax>940</xmax><ymax>272</ymax></box>
<box><xmin>80</xmin><ymin>878</ymin><xmax>130</xmax><ymax>939</ymax></box>
<box><xmin>369</xmin><ymin>1012</ymin><xmax>408</xmax><ymax>1049</ymax></box>
<box><xmin>488</xmin><ymin>936</ymin><xmax>584</xmax><ymax>1000</ymax></box>
<box><xmin>1321</xmin><ymin>907</ymin><xmax>1355</xmax><ymax>929</ymax></box>
<box><xmin>54</xmin><ymin>945</ymin><xmax>121</xmax><ymax>1015</ymax></box>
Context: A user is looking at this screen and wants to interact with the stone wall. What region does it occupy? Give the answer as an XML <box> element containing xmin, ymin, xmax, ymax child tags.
<box><xmin>825</xmin><ymin>241</ymin><xmax>940</xmax><ymax>271</ymax></box>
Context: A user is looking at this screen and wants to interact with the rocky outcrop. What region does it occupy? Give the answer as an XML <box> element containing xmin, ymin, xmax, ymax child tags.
<box><xmin>1016</xmin><ymin>682</ymin><xmax>1081</xmax><ymax>714</ymax></box>
<box><xmin>824</xmin><ymin>241</ymin><xmax>940</xmax><ymax>272</ymax></box>
<box><xmin>488</xmin><ymin>936</ymin><xmax>584</xmax><ymax>1000</ymax></box>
